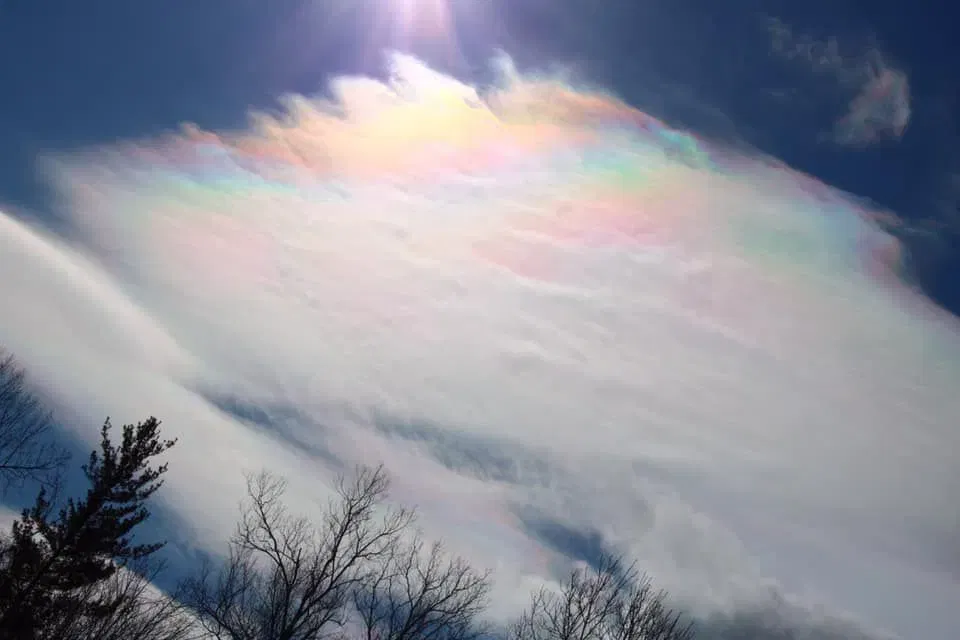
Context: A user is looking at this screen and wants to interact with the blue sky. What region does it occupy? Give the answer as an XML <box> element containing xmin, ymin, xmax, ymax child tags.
<box><xmin>1</xmin><ymin>2</ymin><xmax>959</xmax><ymax>639</ymax></box>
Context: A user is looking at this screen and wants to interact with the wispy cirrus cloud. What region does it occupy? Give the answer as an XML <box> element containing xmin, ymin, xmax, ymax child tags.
<box><xmin>767</xmin><ymin>17</ymin><xmax>911</xmax><ymax>147</ymax></box>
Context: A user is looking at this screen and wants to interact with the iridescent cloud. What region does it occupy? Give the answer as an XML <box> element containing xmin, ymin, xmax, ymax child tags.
<box><xmin>3</xmin><ymin>52</ymin><xmax>958</xmax><ymax>640</ymax></box>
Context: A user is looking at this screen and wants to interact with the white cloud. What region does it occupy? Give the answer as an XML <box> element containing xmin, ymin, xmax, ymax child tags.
<box><xmin>1</xmin><ymin>52</ymin><xmax>958</xmax><ymax>638</ymax></box>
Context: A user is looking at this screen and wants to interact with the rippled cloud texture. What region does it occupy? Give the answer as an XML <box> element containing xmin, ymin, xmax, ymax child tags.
<box><xmin>2</xmin><ymin>53</ymin><xmax>959</xmax><ymax>639</ymax></box>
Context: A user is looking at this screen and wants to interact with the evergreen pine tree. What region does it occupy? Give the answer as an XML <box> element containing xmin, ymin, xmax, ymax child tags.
<box><xmin>0</xmin><ymin>417</ymin><xmax>176</xmax><ymax>639</ymax></box>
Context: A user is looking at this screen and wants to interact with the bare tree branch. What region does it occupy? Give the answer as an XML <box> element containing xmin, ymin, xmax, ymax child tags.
<box><xmin>352</xmin><ymin>536</ymin><xmax>490</xmax><ymax>640</ymax></box>
<box><xmin>40</xmin><ymin>557</ymin><xmax>199</xmax><ymax>640</ymax></box>
<box><xmin>182</xmin><ymin>465</ymin><xmax>420</xmax><ymax>640</ymax></box>
<box><xmin>510</xmin><ymin>553</ymin><xmax>694</xmax><ymax>640</ymax></box>
<box><xmin>0</xmin><ymin>350</ymin><xmax>68</xmax><ymax>492</ymax></box>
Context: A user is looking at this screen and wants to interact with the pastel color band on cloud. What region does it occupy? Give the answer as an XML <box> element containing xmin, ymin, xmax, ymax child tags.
<box><xmin>49</xmin><ymin>53</ymin><xmax>898</xmax><ymax>297</ymax></box>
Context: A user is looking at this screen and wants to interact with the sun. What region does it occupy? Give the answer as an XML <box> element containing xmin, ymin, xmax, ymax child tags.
<box><xmin>385</xmin><ymin>0</ymin><xmax>454</xmax><ymax>34</ymax></box>
<box><xmin>373</xmin><ymin>0</ymin><xmax>473</xmax><ymax>66</ymax></box>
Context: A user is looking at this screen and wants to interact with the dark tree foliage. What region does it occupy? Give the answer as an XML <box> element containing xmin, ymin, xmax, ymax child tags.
<box><xmin>0</xmin><ymin>351</ymin><xmax>68</xmax><ymax>492</ymax></box>
<box><xmin>0</xmin><ymin>417</ymin><xmax>177</xmax><ymax>639</ymax></box>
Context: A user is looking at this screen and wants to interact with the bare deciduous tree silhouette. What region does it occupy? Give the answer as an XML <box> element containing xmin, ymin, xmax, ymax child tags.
<box><xmin>509</xmin><ymin>553</ymin><xmax>694</xmax><ymax>640</ymax></box>
<box><xmin>183</xmin><ymin>466</ymin><xmax>488</xmax><ymax>640</ymax></box>
<box><xmin>0</xmin><ymin>350</ymin><xmax>68</xmax><ymax>491</ymax></box>
<box><xmin>352</xmin><ymin>536</ymin><xmax>490</xmax><ymax>640</ymax></box>
<box><xmin>43</xmin><ymin>557</ymin><xmax>196</xmax><ymax>640</ymax></box>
